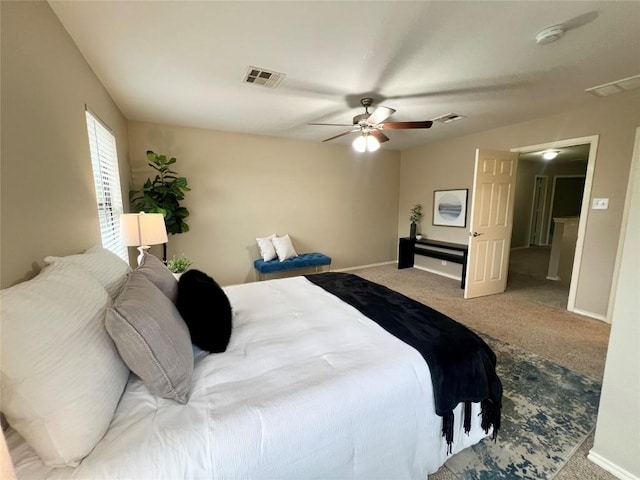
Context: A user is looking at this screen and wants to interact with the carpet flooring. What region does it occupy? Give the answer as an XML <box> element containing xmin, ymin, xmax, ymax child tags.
<box><xmin>349</xmin><ymin>247</ymin><xmax>614</xmax><ymax>480</ymax></box>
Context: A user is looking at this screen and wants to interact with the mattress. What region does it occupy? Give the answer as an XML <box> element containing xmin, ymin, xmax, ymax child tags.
<box><xmin>7</xmin><ymin>276</ymin><xmax>489</xmax><ymax>479</ymax></box>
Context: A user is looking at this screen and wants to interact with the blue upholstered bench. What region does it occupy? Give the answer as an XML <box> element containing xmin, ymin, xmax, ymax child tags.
<box><xmin>254</xmin><ymin>252</ymin><xmax>332</xmax><ymax>280</ymax></box>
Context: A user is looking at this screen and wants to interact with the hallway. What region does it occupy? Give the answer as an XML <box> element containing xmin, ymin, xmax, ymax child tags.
<box><xmin>507</xmin><ymin>246</ymin><xmax>570</xmax><ymax>310</ymax></box>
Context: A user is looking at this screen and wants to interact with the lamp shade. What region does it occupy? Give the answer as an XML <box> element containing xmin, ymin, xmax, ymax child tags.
<box><xmin>120</xmin><ymin>213</ymin><xmax>168</xmax><ymax>247</ymax></box>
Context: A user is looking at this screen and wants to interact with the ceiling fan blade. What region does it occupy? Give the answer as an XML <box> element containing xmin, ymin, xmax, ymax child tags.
<box><xmin>380</xmin><ymin>120</ymin><xmax>433</xmax><ymax>130</ymax></box>
<box><xmin>322</xmin><ymin>129</ymin><xmax>358</xmax><ymax>142</ymax></box>
<box><xmin>366</xmin><ymin>106</ymin><xmax>396</xmax><ymax>125</ymax></box>
<box><xmin>308</xmin><ymin>122</ymin><xmax>356</xmax><ymax>127</ymax></box>
<box><xmin>370</xmin><ymin>129</ymin><xmax>390</xmax><ymax>143</ymax></box>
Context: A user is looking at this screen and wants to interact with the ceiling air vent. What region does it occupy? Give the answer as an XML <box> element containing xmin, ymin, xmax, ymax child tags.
<box><xmin>432</xmin><ymin>113</ymin><xmax>467</xmax><ymax>124</ymax></box>
<box><xmin>243</xmin><ymin>67</ymin><xmax>286</xmax><ymax>88</ymax></box>
<box><xmin>585</xmin><ymin>74</ymin><xmax>640</xmax><ymax>97</ymax></box>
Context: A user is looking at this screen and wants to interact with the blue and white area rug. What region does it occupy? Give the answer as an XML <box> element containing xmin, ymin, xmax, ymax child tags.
<box><xmin>444</xmin><ymin>334</ymin><xmax>602</xmax><ymax>480</ymax></box>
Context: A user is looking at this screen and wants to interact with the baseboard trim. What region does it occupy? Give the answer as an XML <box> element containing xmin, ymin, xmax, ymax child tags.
<box><xmin>588</xmin><ymin>450</ymin><xmax>639</xmax><ymax>480</ymax></box>
<box><xmin>413</xmin><ymin>265</ymin><xmax>462</xmax><ymax>282</ymax></box>
<box><xmin>336</xmin><ymin>261</ymin><xmax>463</xmax><ymax>284</ymax></box>
<box><xmin>335</xmin><ymin>261</ymin><xmax>396</xmax><ymax>272</ymax></box>
<box><xmin>571</xmin><ymin>307</ymin><xmax>608</xmax><ymax>322</ymax></box>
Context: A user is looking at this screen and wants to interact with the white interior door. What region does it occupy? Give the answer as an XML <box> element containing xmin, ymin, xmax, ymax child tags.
<box><xmin>464</xmin><ymin>149</ymin><xmax>519</xmax><ymax>299</ymax></box>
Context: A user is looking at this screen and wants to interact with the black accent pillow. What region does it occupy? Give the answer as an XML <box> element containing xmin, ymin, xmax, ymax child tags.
<box><xmin>176</xmin><ymin>269</ymin><xmax>232</xmax><ymax>353</ymax></box>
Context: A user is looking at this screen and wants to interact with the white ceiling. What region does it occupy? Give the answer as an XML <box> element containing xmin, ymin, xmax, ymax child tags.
<box><xmin>48</xmin><ymin>0</ymin><xmax>640</xmax><ymax>151</ymax></box>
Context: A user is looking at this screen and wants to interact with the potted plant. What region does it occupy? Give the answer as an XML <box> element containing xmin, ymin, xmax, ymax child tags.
<box><xmin>409</xmin><ymin>204</ymin><xmax>423</xmax><ymax>239</ymax></box>
<box><xmin>166</xmin><ymin>254</ymin><xmax>192</xmax><ymax>279</ymax></box>
<box><xmin>130</xmin><ymin>151</ymin><xmax>191</xmax><ymax>261</ymax></box>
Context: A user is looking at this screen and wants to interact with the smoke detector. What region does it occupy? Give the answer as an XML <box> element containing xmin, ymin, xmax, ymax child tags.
<box><xmin>536</xmin><ymin>25</ymin><xmax>565</xmax><ymax>45</ymax></box>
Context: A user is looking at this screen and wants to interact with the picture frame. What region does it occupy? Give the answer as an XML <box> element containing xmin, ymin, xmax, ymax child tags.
<box><xmin>433</xmin><ymin>189</ymin><xmax>468</xmax><ymax>227</ymax></box>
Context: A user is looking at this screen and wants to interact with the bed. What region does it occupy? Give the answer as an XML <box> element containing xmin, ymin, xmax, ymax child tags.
<box><xmin>1</xmin><ymin>247</ymin><xmax>501</xmax><ymax>479</ymax></box>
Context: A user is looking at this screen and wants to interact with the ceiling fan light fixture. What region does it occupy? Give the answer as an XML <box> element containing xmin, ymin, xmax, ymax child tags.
<box><xmin>352</xmin><ymin>133</ymin><xmax>380</xmax><ymax>153</ymax></box>
<box><xmin>353</xmin><ymin>135</ymin><xmax>367</xmax><ymax>153</ymax></box>
<box><xmin>366</xmin><ymin>135</ymin><xmax>380</xmax><ymax>152</ymax></box>
<box><xmin>315</xmin><ymin>97</ymin><xmax>433</xmax><ymax>147</ymax></box>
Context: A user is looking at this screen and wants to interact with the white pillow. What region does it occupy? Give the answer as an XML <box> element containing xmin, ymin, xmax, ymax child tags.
<box><xmin>272</xmin><ymin>234</ymin><xmax>298</xmax><ymax>262</ymax></box>
<box><xmin>44</xmin><ymin>245</ymin><xmax>131</xmax><ymax>299</ymax></box>
<box><xmin>256</xmin><ymin>233</ymin><xmax>277</xmax><ymax>261</ymax></box>
<box><xmin>0</xmin><ymin>261</ymin><xmax>130</xmax><ymax>467</ymax></box>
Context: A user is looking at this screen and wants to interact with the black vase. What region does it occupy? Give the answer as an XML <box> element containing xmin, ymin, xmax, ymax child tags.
<box><xmin>410</xmin><ymin>223</ymin><xmax>417</xmax><ymax>239</ymax></box>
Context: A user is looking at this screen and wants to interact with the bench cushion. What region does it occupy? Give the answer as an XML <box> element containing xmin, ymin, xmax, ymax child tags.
<box><xmin>254</xmin><ymin>252</ymin><xmax>331</xmax><ymax>274</ymax></box>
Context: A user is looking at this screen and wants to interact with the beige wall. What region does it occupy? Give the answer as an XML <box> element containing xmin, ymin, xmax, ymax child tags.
<box><xmin>127</xmin><ymin>122</ymin><xmax>400</xmax><ymax>286</ymax></box>
<box><xmin>0</xmin><ymin>1</ymin><xmax>130</xmax><ymax>288</ymax></box>
<box><xmin>399</xmin><ymin>93</ymin><xmax>640</xmax><ymax>318</ymax></box>
<box><xmin>590</xmin><ymin>128</ymin><xmax>640</xmax><ymax>479</ymax></box>
<box><xmin>0</xmin><ymin>0</ymin><xmax>400</xmax><ymax>290</ymax></box>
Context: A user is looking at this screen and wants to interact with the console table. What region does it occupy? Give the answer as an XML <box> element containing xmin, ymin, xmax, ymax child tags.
<box><xmin>398</xmin><ymin>237</ymin><xmax>469</xmax><ymax>289</ymax></box>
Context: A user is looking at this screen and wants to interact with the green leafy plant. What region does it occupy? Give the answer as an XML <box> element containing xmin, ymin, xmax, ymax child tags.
<box><xmin>130</xmin><ymin>150</ymin><xmax>191</xmax><ymax>235</ymax></box>
<box><xmin>410</xmin><ymin>204</ymin><xmax>423</xmax><ymax>224</ymax></box>
<box><xmin>166</xmin><ymin>254</ymin><xmax>192</xmax><ymax>273</ymax></box>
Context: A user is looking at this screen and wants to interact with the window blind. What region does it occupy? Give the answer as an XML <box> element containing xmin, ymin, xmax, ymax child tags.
<box><xmin>85</xmin><ymin>109</ymin><xmax>128</xmax><ymax>262</ymax></box>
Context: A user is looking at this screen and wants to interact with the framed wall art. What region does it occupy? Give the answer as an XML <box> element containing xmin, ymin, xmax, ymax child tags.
<box><xmin>433</xmin><ymin>189</ymin><xmax>468</xmax><ymax>227</ymax></box>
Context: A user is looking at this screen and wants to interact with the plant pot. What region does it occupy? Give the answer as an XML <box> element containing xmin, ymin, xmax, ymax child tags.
<box><xmin>410</xmin><ymin>223</ymin><xmax>417</xmax><ymax>239</ymax></box>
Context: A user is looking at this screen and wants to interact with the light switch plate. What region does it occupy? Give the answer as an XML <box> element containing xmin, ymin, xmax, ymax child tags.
<box><xmin>592</xmin><ymin>198</ymin><xmax>609</xmax><ymax>210</ymax></box>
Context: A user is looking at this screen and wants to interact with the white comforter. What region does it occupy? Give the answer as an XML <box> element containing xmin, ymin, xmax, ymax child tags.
<box><xmin>8</xmin><ymin>276</ymin><xmax>488</xmax><ymax>479</ymax></box>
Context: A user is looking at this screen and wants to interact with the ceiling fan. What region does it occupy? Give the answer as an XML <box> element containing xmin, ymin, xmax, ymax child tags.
<box><xmin>308</xmin><ymin>97</ymin><xmax>433</xmax><ymax>151</ymax></box>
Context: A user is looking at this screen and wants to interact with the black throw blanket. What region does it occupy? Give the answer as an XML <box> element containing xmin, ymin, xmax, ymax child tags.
<box><xmin>305</xmin><ymin>272</ymin><xmax>501</xmax><ymax>450</ymax></box>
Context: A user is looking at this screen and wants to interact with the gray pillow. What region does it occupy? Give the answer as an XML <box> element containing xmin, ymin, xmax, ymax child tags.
<box><xmin>105</xmin><ymin>272</ymin><xmax>193</xmax><ymax>404</ymax></box>
<box><xmin>136</xmin><ymin>253</ymin><xmax>178</xmax><ymax>303</ymax></box>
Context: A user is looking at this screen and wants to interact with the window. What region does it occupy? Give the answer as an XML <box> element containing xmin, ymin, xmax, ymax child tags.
<box><xmin>85</xmin><ymin>108</ymin><xmax>128</xmax><ymax>262</ymax></box>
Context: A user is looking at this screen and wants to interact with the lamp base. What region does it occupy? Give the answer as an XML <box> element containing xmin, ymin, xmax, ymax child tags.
<box><xmin>136</xmin><ymin>246</ymin><xmax>150</xmax><ymax>266</ymax></box>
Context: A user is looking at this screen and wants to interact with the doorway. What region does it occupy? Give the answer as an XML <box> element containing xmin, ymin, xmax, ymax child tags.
<box><xmin>547</xmin><ymin>175</ymin><xmax>587</xmax><ymax>245</ymax></box>
<box><xmin>529</xmin><ymin>175</ymin><xmax>548</xmax><ymax>246</ymax></box>
<box><xmin>510</xmin><ymin>136</ymin><xmax>598</xmax><ymax>312</ymax></box>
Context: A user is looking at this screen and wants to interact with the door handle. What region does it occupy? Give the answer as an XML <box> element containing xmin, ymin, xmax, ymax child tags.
<box><xmin>472</xmin><ymin>232</ymin><xmax>484</xmax><ymax>237</ymax></box>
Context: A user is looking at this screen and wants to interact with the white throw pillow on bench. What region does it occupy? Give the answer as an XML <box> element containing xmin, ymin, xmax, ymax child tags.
<box><xmin>256</xmin><ymin>233</ymin><xmax>277</xmax><ymax>261</ymax></box>
<box><xmin>272</xmin><ymin>234</ymin><xmax>298</xmax><ymax>262</ymax></box>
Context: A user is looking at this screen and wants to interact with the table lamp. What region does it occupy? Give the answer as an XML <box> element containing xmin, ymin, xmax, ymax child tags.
<box><xmin>120</xmin><ymin>212</ymin><xmax>168</xmax><ymax>265</ymax></box>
